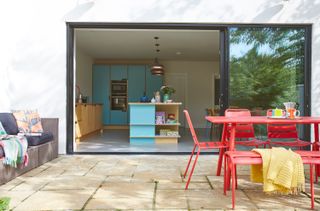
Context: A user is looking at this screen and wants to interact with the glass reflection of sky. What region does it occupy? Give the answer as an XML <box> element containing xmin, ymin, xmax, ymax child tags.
<box><xmin>230</xmin><ymin>42</ymin><xmax>274</xmax><ymax>58</ymax></box>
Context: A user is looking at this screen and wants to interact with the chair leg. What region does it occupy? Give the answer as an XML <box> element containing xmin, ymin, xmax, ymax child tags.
<box><xmin>224</xmin><ymin>154</ymin><xmax>227</xmax><ymax>195</ymax></box>
<box><xmin>217</xmin><ymin>148</ymin><xmax>225</xmax><ymax>176</ymax></box>
<box><xmin>227</xmin><ymin>156</ymin><xmax>232</xmax><ymax>191</ymax></box>
<box><xmin>310</xmin><ymin>164</ymin><xmax>314</xmax><ymax>210</ymax></box>
<box><xmin>210</xmin><ymin>123</ymin><xmax>214</xmax><ymax>140</ymax></box>
<box><xmin>184</xmin><ymin>144</ymin><xmax>197</xmax><ymax>178</ymax></box>
<box><xmin>235</xmin><ymin>164</ymin><xmax>238</xmax><ymax>189</ymax></box>
<box><xmin>185</xmin><ymin>149</ymin><xmax>200</xmax><ymax>190</ymax></box>
<box><xmin>316</xmin><ymin>165</ymin><xmax>319</xmax><ymax>183</ymax></box>
<box><xmin>231</xmin><ymin>162</ymin><xmax>236</xmax><ymax>209</ymax></box>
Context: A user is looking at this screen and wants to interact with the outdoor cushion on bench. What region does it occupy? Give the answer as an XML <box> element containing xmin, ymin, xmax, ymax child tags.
<box><xmin>0</xmin><ymin>147</ymin><xmax>4</xmax><ymax>158</ymax></box>
<box><xmin>26</xmin><ymin>132</ymin><xmax>54</xmax><ymax>146</ymax></box>
<box><xmin>0</xmin><ymin>113</ymin><xmax>19</xmax><ymax>135</ymax></box>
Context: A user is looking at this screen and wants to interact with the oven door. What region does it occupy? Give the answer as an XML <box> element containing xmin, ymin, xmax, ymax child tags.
<box><xmin>111</xmin><ymin>81</ymin><xmax>127</xmax><ymax>95</ymax></box>
<box><xmin>111</xmin><ymin>96</ymin><xmax>127</xmax><ymax>111</ymax></box>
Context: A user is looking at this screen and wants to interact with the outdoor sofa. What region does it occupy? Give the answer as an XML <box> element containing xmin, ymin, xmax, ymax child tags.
<box><xmin>0</xmin><ymin>113</ymin><xmax>58</xmax><ymax>184</ymax></box>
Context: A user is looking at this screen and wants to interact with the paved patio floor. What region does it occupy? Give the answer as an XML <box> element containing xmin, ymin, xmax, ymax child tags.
<box><xmin>0</xmin><ymin>155</ymin><xmax>319</xmax><ymax>210</ymax></box>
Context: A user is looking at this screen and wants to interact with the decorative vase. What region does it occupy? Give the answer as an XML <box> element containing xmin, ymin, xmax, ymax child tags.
<box><xmin>163</xmin><ymin>94</ymin><xmax>170</xmax><ymax>103</ymax></box>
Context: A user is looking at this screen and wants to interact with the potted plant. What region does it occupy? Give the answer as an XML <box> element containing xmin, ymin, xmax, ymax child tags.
<box><xmin>160</xmin><ymin>86</ymin><xmax>175</xmax><ymax>103</ymax></box>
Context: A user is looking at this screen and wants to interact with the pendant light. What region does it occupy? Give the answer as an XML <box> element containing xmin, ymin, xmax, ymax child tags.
<box><xmin>151</xmin><ymin>37</ymin><xmax>164</xmax><ymax>76</ymax></box>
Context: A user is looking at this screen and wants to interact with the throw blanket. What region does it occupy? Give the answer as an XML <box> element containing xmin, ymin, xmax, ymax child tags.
<box><xmin>251</xmin><ymin>147</ymin><xmax>305</xmax><ymax>194</ymax></box>
<box><xmin>0</xmin><ymin>135</ymin><xmax>29</xmax><ymax>167</ymax></box>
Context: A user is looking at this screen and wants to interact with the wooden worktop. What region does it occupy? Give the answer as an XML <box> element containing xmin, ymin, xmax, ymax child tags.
<box><xmin>129</xmin><ymin>102</ymin><xmax>182</xmax><ymax>105</ymax></box>
<box><xmin>76</xmin><ymin>103</ymin><xmax>103</xmax><ymax>106</ymax></box>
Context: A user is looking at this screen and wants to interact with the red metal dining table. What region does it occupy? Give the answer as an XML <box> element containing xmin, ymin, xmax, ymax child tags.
<box><xmin>206</xmin><ymin>116</ymin><xmax>320</xmax><ymax>176</ymax></box>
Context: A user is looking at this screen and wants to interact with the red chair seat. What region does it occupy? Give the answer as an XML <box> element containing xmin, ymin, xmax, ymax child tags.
<box><xmin>198</xmin><ymin>141</ymin><xmax>228</xmax><ymax>149</ymax></box>
<box><xmin>270</xmin><ymin>139</ymin><xmax>311</xmax><ymax>147</ymax></box>
<box><xmin>235</xmin><ymin>139</ymin><xmax>270</xmax><ymax>147</ymax></box>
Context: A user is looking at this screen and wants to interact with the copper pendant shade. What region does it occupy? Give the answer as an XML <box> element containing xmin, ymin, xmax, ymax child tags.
<box><xmin>151</xmin><ymin>37</ymin><xmax>164</xmax><ymax>76</ymax></box>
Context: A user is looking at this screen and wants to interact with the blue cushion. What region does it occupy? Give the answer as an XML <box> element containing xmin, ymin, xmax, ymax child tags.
<box><xmin>0</xmin><ymin>113</ymin><xmax>19</xmax><ymax>135</ymax></box>
<box><xmin>26</xmin><ymin>132</ymin><xmax>53</xmax><ymax>146</ymax></box>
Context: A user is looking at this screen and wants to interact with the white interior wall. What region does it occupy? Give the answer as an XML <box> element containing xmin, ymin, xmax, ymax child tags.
<box><xmin>163</xmin><ymin>61</ymin><xmax>219</xmax><ymax>128</ymax></box>
<box><xmin>1</xmin><ymin>0</ymin><xmax>320</xmax><ymax>154</ymax></box>
<box><xmin>76</xmin><ymin>48</ymin><xmax>93</xmax><ymax>101</ymax></box>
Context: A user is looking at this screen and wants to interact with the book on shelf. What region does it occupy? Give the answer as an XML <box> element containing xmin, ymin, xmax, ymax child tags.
<box><xmin>155</xmin><ymin>111</ymin><xmax>166</xmax><ymax>124</ymax></box>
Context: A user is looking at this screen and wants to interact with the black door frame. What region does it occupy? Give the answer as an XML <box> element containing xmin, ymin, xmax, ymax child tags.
<box><xmin>66</xmin><ymin>22</ymin><xmax>311</xmax><ymax>154</ymax></box>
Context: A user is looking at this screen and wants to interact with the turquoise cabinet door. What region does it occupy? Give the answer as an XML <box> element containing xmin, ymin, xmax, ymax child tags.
<box><xmin>92</xmin><ymin>64</ymin><xmax>110</xmax><ymax>125</ymax></box>
<box><xmin>128</xmin><ymin>65</ymin><xmax>145</xmax><ymax>102</ymax></box>
<box><xmin>111</xmin><ymin>65</ymin><xmax>127</xmax><ymax>80</ymax></box>
<box><xmin>146</xmin><ymin>66</ymin><xmax>163</xmax><ymax>99</ymax></box>
<box><xmin>110</xmin><ymin>65</ymin><xmax>128</xmax><ymax>125</ymax></box>
<box><xmin>110</xmin><ymin>111</ymin><xmax>127</xmax><ymax>125</ymax></box>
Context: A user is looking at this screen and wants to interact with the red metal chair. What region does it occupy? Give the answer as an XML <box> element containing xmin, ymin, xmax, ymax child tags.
<box><xmin>224</xmin><ymin>150</ymin><xmax>320</xmax><ymax>209</ymax></box>
<box><xmin>225</xmin><ymin>109</ymin><xmax>271</xmax><ymax>148</ymax></box>
<box><xmin>266</xmin><ymin>109</ymin><xmax>311</xmax><ymax>149</ymax></box>
<box><xmin>183</xmin><ymin>109</ymin><xmax>228</xmax><ymax>189</ymax></box>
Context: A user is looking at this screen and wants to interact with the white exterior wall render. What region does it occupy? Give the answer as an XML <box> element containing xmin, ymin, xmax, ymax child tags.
<box><xmin>0</xmin><ymin>0</ymin><xmax>319</xmax><ymax>154</ymax></box>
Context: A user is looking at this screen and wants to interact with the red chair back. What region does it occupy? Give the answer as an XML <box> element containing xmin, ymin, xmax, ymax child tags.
<box><xmin>224</xmin><ymin>109</ymin><xmax>255</xmax><ymax>139</ymax></box>
<box><xmin>184</xmin><ymin>110</ymin><xmax>199</xmax><ymax>145</ymax></box>
<box><xmin>266</xmin><ymin>109</ymin><xmax>299</xmax><ymax>139</ymax></box>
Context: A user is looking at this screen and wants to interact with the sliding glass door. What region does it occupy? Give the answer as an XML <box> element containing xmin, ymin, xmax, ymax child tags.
<box><xmin>228</xmin><ymin>26</ymin><xmax>308</xmax><ymax>138</ymax></box>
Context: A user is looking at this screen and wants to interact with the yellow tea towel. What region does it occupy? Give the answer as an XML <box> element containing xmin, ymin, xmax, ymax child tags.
<box><xmin>251</xmin><ymin>147</ymin><xmax>305</xmax><ymax>194</ymax></box>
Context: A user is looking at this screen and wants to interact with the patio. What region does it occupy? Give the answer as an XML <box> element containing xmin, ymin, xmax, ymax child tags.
<box><xmin>0</xmin><ymin>155</ymin><xmax>319</xmax><ymax>210</ymax></box>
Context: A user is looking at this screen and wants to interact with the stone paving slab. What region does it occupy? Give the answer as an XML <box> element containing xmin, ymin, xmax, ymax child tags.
<box><xmin>0</xmin><ymin>154</ymin><xmax>319</xmax><ymax>210</ymax></box>
<box><xmin>13</xmin><ymin>190</ymin><xmax>94</xmax><ymax>210</ymax></box>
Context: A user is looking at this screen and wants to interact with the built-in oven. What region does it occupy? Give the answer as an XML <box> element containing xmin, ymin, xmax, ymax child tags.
<box><xmin>110</xmin><ymin>80</ymin><xmax>128</xmax><ymax>111</ymax></box>
<box><xmin>111</xmin><ymin>96</ymin><xmax>127</xmax><ymax>111</ymax></box>
<box><xmin>111</xmin><ymin>80</ymin><xmax>127</xmax><ymax>95</ymax></box>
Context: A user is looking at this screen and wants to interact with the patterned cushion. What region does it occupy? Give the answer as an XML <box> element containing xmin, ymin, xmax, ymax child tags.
<box><xmin>0</xmin><ymin>121</ymin><xmax>7</xmax><ymax>135</ymax></box>
<box><xmin>12</xmin><ymin>110</ymin><xmax>44</xmax><ymax>133</ymax></box>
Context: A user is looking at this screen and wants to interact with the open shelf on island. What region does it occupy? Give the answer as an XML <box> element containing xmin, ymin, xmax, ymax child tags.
<box><xmin>156</xmin><ymin>123</ymin><xmax>181</xmax><ymax>126</ymax></box>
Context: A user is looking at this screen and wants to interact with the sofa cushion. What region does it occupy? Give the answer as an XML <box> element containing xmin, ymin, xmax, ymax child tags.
<box><xmin>0</xmin><ymin>147</ymin><xmax>4</xmax><ymax>158</ymax></box>
<box><xmin>0</xmin><ymin>113</ymin><xmax>19</xmax><ymax>135</ymax></box>
<box><xmin>26</xmin><ymin>132</ymin><xmax>53</xmax><ymax>146</ymax></box>
<box><xmin>0</xmin><ymin>122</ymin><xmax>7</xmax><ymax>135</ymax></box>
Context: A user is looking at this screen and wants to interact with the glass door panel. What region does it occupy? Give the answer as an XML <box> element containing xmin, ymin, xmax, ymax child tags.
<box><xmin>229</xmin><ymin>27</ymin><xmax>306</xmax><ymax>140</ymax></box>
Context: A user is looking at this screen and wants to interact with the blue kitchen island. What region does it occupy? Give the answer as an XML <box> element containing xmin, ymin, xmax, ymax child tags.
<box><xmin>129</xmin><ymin>102</ymin><xmax>182</xmax><ymax>144</ymax></box>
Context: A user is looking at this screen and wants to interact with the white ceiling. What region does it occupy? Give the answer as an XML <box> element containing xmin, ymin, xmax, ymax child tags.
<box><xmin>75</xmin><ymin>29</ymin><xmax>220</xmax><ymax>61</ymax></box>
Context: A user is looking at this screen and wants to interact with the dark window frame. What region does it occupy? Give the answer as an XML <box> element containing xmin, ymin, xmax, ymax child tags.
<box><xmin>66</xmin><ymin>22</ymin><xmax>312</xmax><ymax>154</ymax></box>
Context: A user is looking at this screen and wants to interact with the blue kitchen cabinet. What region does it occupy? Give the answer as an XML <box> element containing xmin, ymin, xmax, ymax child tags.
<box><xmin>128</xmin><ymin>65</ymin><xmax>146</xmax><ymax>102</ymax></box>
<box><xmin>111</xmin><ymin>65</ymin><xmax>127</xmax><ymax>80</ymax></box>
<box><xmin>146</xmin><ymin>66</ymin><xmax>163</xmax><ymax>99</ymax></box>
<box><xmin>92</xmin><ymin>64</ymin><xmax>110</xmax><ymax>125</ymax></box>
<box><xmin>110</xmin><ymin>65</ymin><xmax>128</xmax><ymax>125</ymax></box>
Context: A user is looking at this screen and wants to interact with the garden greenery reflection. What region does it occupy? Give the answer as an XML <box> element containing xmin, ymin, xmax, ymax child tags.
<box><xmin>229</xmin><ymin>27</ymin><xmax>305</xmax><ymax>138</ymax></box>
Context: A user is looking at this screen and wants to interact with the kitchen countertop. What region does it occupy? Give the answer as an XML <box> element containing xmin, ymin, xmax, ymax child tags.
<box><xmin>129</xmin><ymin>102</ymin><xmax>182</xmax><ymax>105</ymax></box>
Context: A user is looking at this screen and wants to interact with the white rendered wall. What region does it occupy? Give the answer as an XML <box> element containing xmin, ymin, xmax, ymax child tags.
<box><xmin>1</xmin><ymin>0</ymin><xmax>319</xmax><ymax>154</ymax></box>
<box><xmin>163</xmin><ymin>61</ymin><xmax>219</xmax><ymax>128</ymax></box>
<box><xmin>76</xmin><ymin>48</ymin><xmax>93</xmax><ymax>101</ymax></box>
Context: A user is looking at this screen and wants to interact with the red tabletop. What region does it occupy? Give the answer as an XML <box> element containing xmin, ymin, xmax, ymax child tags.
<box><xmin>205</xmin><ymin>116</ymin><xmax>320</xmax><ymax>124</ymax></box>
<box><xmin>206</xmin><ymin>116</ymin><xmax>320</xmax><ymax>152</ymax></box>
